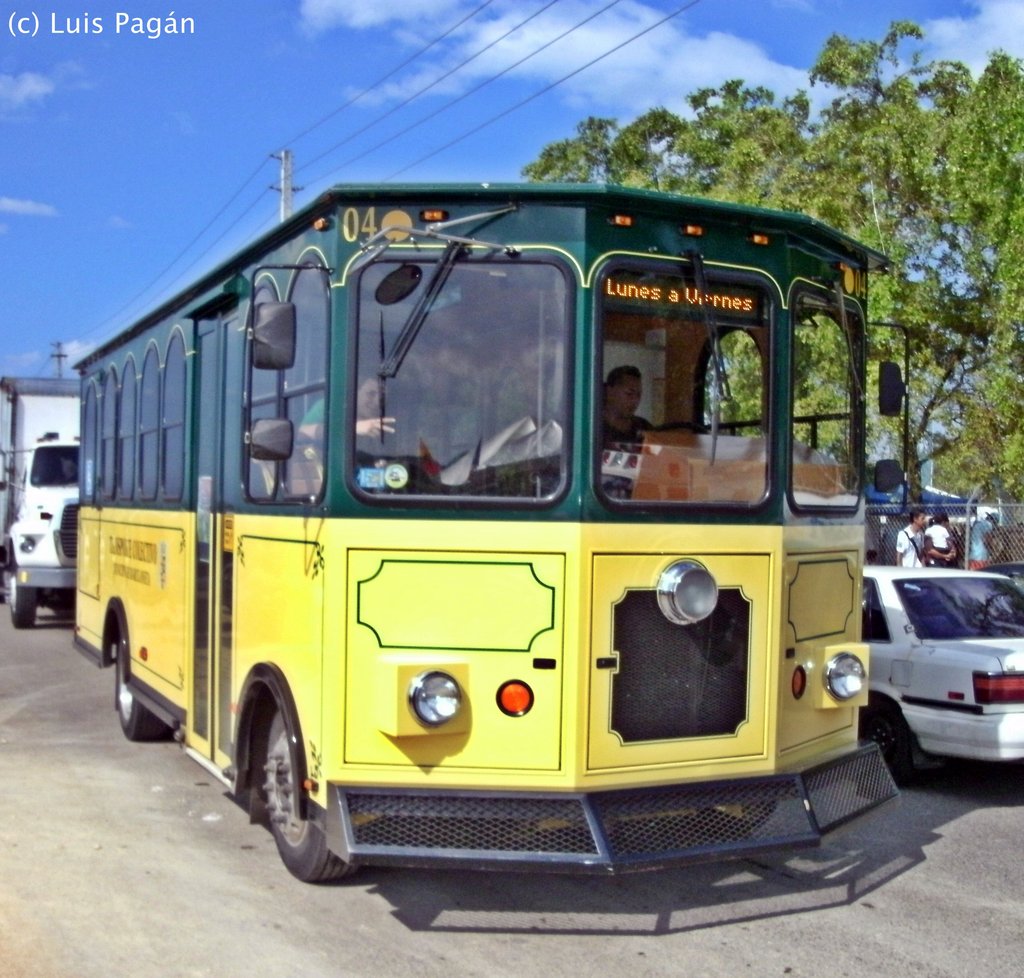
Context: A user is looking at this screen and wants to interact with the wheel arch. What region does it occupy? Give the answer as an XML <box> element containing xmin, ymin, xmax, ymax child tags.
<box><xmin>102</xmin><ymin>598</ymin><xmax>130</xmax><ymax>670</ymax></box>
<box><xmin>234</xmin><ymin>663</ymin><xmax>309</xmax><ymax>817</ymax></box>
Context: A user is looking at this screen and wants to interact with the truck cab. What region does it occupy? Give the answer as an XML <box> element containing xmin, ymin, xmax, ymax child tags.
<box><xmin>2</xmin><ymin>438</ymin><xmax>79</xmax><ymax>627</ymax></box>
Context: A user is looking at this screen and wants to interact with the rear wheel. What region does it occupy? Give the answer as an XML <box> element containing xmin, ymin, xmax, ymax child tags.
<box><xmin>860</xmin><ymin>696</ymin><xmax>916</xmax><ymax>785</ymax></box>
<box><xmin>9</xmin><ymin>573</ymin><xmax>37</xmax><ymax>629</ymax></box>
<box><xmin>115</xmin><ymin>630</ymin><xmax>171</xmax><ymax>741</ymax></box>
<box><xmin>261</xmin><ymin>709</ymin><xmax>353</xmax><ymax>883</ymax></box>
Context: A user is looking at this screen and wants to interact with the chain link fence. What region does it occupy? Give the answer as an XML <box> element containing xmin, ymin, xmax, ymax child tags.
<box><xmin>866</xmin><ymin>504</ymin><xmax>1024</xmax><ymax>569</ymax></box>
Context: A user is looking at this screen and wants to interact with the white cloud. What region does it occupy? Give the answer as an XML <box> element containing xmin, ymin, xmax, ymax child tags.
<box><xmin>0</xmin><ymin>71</ymin><xmax>56</xmax><ymax>111</ymax></box>
<box><xmin>923</xmin><ymin>0</ymin><xmax>1024</xmax><ymax>72</ymax></box>
<box><xmin>0</xmin><ymin>197</ymin><xmax>58</xmax><ymax>217</ymax></box>
<box><xmin>299</xmin><ymin>0</ymin><xmax>463</xmax><ymax>33</ymax></box>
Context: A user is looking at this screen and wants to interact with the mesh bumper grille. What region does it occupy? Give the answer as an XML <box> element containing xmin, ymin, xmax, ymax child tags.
<box><xmin>333</xmin><ymin>744</ymin><xmax>896</xmax><ymax>873</ymax></box>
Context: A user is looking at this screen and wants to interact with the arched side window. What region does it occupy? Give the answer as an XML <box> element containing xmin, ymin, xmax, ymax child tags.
<box><xmin>284</xmin><ymin>260</ymin><xmax>330</xmax><ymax>499</ymax></box>
<box><xmin>81</xmin><ymin>380</ymin><xmax>99</xmax><ymax>504</ymax></box>
<box><xmin>247</xmin><ymin>279</ymin><xmax>281</xmax><ymax>502</ymax></box>
<box><xmin>100</xmin><ymin>368</ymin><xmax>119</xmax><ymax>501</ymax></box>
<box><xmin>162</xmin><ymin>332</ymin><xmax>187</xmax><ymax>500</ymax></box>
<box><xmin>117</xmin><ymin>359</ymin><xmax>137</xmax><ymax>499</ymax></box>
<box><xmin>138</xmin><ymin>345</ymin><xmax>161</xmax><ymax>500</ymax></box>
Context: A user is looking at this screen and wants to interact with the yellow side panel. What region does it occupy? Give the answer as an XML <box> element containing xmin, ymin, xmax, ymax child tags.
<box><xmin>344</xmin><ymin>549</ymin><xmax>565</xmax><ymax>771</ymax></box>
<box><xmin>75</xmin><ymin>508</ymin><xmax>103</xmax><ymax>649</ymax></box>
<box><xmin>101</xmin><ymin>513</ymin><xmax>190</xmax><ymax>705</ymax></box>
<box><xmin>776</xmin><ymin>547</ymin><xmax>866</xmax><ymax>757</ymax></box>
<box><xmin>233</xmin><ymin>527</ymin><xmax>324</xmax><ymax>760</ymax></box>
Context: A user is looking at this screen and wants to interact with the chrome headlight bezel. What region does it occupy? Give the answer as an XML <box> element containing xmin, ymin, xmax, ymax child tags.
<box><xmin>408</xmin><ymin>670</ymin><xmax>463</xmax><ymax>727</ymax></box>
<box><xmin>656</xmin><ymin>560</ymin><xmax>719</xmax><ymax>625</ymax></box>
<box><xmin>824</xmin><ymin>652</ymin><xmax>866</xmax><ymax>701</ymax></box>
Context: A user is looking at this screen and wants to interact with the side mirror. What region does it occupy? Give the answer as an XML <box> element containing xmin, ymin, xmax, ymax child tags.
<box><xmin>874</xmin><ymin>458</ymin><xmax>904</xmax><ymax>494</ymax></box>
<box><xmin>249</xmin><ymin>418</ymin><xmax>294</xmax><ymax>461</ymax></box>
<box><xmin>878</xmin><ymin>361</ymin><xmax>905</xmax><ymax>417</ymax></box>
<box><xmin>251</xmin><ymin>302</ymin><xmax>296</xmax><ymax>370</ymax></box>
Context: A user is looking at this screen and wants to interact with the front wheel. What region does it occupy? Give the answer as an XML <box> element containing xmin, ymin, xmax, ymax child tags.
<box><xmin>859</xmin><ymin>696</ymin><xmax>916</xmax><ymax>785</ymax></box>
<box><xmin>261</xmin><ymin>710</ymin><xmax>354</xmax><ymax>883</ymax></box>
<box><xmin>8</xmin><ymin>573</ymin><xmax>37</xmax><ymax>629</ymax></box>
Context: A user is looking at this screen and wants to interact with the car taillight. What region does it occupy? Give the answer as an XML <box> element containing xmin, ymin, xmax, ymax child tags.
<box><xmin>973</xmin><ymin>672</ymin><xmax>1024</xmax><ymax>704</ymax></box>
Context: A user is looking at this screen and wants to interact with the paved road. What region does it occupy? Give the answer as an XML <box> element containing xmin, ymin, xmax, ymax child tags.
<box><xmin>2</xmin><ymin>607</ymin><xmax>1023</xmax><ymax>978</ymax></box>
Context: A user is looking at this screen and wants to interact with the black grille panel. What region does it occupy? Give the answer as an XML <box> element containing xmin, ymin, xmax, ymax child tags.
<box><xmin>594</xmin><ymin>777</ymin><xmax>809</xmax><ymax>857</ymax></box>
<box><xmin>58</xmin><ymin>504</ymin><xmax>79</xmax><ymax>560</ymax></box>
<box><xmin>805</xmin><ymin>742</ymin><xmax>899</xmax><ymax>832</ymax></box>
<box><xmin>610</xmin><ymin>588</ymin><xmax>749</xmax><ymax>741</ymax></box>
<box><xmin>344</xmin><ymin>791</ymin><xmax>599</xmax><ymax>856</ymax></box>
<box><xmin>333</xmin><ymin>746</ymin><xmax>897</xmax><ymax>873</ymax></box>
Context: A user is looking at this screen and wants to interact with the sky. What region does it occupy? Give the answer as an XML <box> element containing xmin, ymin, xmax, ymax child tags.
<box><xmin>2</xmin><ymin>0</ymin><xmax>1023</xmax><ymax>377</ymax></box>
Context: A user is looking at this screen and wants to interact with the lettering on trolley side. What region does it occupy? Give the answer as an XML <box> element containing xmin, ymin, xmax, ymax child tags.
<box><xmin>108</xmin><ymin>535</ymin><xmax>168</xmax><ymax>588</ymax></box>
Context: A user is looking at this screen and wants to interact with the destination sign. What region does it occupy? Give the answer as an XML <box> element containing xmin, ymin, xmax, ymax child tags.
<box><xmin>602</xmin><ymin>275</ymin><xmax>763</xmax><ymax>321</ymax></box>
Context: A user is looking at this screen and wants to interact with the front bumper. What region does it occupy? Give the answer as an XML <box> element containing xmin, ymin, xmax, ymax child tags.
<box><xmin>11</xmin><ymin>566</ymin><xmax>76</xmax><ymax>589</ymax></box>
<box><xmin>327</xmin><ymin>743</ymin><xmax>897</xmax><ymax>874</ymax></box>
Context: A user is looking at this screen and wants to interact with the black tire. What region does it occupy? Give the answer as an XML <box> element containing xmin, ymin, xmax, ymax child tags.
<box><xmin>9</xmin><ymin>573</ymin><xmax>37</xmax><ymax>629</ymax></box>
<box><xmin>115</xmin><ymin>630</ymin><xmax>171</xmax><ymax>742</ymax></box>
<box><xmin>261</xmin><ymin>709</ymin><xmax>354</xmax><ymax>883</ymax></box>
<box><xmin>860</xmin><ymin>696</ymin><xmax>916</xmax><ymax>785</ymax></box>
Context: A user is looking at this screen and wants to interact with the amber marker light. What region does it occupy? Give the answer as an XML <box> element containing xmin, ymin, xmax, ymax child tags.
<box><xmin>497</xmin><ymin>680</ymin><xmax>534</xmax><ymax>717</ymax></box>
<box><xmin>312</xmin><ymin>216</ymin><xmax>332</xmax><ymax>231</ymax></box>
<box><xmin>749</xmin><ymin>232</ymin><xmax>770</xmax><ymax>246</ymax></box>
<box><xmin>421</xmin><ymin>209</ymin><xmax>448</xmax><ymax>222</ymax></box>
<box><xmin>791</xmin><ymin>665</ymin><xmax>807</xmax><ymax>699</ymax></box>
<box><xmin>681</xmin><ymin>224</ymin><xmax>704</xmax><ymax>237</ymax></box>
<box><xmin>609</xmin><ymin>213</ymin><xmax>634</xmax><ymax>227</ymax></box>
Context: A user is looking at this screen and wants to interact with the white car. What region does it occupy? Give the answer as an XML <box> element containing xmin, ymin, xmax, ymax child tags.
<box><xmin>860</xmin><ymin>565</ymin><xmax>1024</xmax><ymax>782</ymax></box>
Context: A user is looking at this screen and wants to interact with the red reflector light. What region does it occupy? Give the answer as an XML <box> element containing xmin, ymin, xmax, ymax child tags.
<box><xmin>497</xmin><ymin>681</ymin><xmax>534</xmax><ymax>717</ymax></box>
<box><xmin>973</xmin><ymin>672</ymin><xmax>1024</xmax><ymax>704</ymax></box>
<box><xmin>791</xmin><ymin>665</ymin><xmax>807</xmax><ymax>700</ymax></box>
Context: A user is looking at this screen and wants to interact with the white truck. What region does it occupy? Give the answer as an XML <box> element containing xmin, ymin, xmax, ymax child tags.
<box><xmin>0</xmin><ymin>377</ymin><xmax>80</xmax><ymax>628</ymax></box>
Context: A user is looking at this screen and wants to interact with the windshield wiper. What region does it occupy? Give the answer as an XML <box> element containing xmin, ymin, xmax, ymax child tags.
<box><xmin>378</xmin><ymin>239</ymin><xmax>464</xmax><ymax>380</ymax></box>
<box><xmin>688</xmin><ymin>249</ymin><xmax>731</xmax><ymax>463</ymax></box>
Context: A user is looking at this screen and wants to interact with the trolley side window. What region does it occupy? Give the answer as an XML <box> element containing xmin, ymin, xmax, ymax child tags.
<box><xmin>789</xmin><ymin>289</ymin><xmax>862</xmax><ymax>509</ymax></box>
<box><xmin>350</xmin><ymin>257</ymin><xmax>570</xmax><ymax>502</ymax></box>
<box><xmin>596</xmin><ymin>262</ymin><xmax>771</xmax><ymax>506</ymax></box>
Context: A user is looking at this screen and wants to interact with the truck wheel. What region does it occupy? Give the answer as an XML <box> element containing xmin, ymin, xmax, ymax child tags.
<box><xmin>261</xmin><ymin>709</ymin><xmax>354</xmax><ymax>883</ymax></box>
<box><xmin>9</xmin><ymin>574</ymin><xmax>37</xmax><ymax>629</ymax></box>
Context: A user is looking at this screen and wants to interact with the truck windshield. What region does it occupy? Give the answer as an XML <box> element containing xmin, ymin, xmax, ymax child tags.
<box><xmin>30</xmin><ymin>445</ymin><xmax>79</xmax><ymax>487</ymax></box>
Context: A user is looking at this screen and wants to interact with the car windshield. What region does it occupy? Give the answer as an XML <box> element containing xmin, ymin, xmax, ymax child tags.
<box><xmin>894</xmin><ymin>576</ymin><xmax>1024</xmax><ymax>639</ymax></box>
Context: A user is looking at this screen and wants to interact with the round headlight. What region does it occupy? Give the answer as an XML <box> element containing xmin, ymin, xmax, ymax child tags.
<box><xmin>824</xmin><ymin>652</ymin><xmax>865</xmax><ymax>700</ymax></box>
<box><xmin>656</xmin><ymin>560</ymin><xmax>718</xmax><ymax>625</ymax></box>
<box><xmin>408</xmin><ymin>671</ymin><xmax>462</xmax><ymax>726</ymax></box>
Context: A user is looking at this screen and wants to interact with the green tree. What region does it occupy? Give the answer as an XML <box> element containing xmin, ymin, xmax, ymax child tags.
<box><xmin>523</xmin><ymin>21</ymin><xmax>1024</xmax><ymax>498</ymax></box>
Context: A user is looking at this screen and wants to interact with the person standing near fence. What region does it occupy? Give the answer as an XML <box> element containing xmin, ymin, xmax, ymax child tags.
<box><xmin>896</xmin><ymin>510</ymin><xmax>928</xmax><ymax>567</ymax></box>
<box><xmin>925</xmin><ymin>512</ymin><xmax>958</xmax><ymax>566</ymax></box>
<box><xmin>969</xmin><ymin>508</ymin><xmax>997</xmax><ymax>569</ymax></box>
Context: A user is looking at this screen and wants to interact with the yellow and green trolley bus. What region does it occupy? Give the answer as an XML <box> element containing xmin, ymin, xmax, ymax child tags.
<box><xmin>75</xmin><ymin>183</ymin><xmax>898</xmax><ymax>882</ymax></box>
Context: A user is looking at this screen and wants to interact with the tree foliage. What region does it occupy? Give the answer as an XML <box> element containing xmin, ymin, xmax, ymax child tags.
<box><xmin>522</xmin><ymin>21</ymin><xmax>1024</xmax><ymax>499</ymax></box>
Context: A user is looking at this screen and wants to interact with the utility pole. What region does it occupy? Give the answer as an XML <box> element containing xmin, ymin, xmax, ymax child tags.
<box><xmin>50</xmin><ymin>341</ymin><xmax>67</xmax><ymax>379</ymax></box>
<box><xmin>271</xmin><ymin>150</ymin><xmax>301</xmax><ymax>222</ymax></box>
